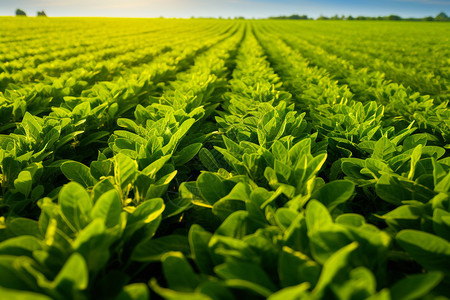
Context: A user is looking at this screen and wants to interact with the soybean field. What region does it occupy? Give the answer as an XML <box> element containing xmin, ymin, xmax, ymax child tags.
<box><xmin>0</xmin><ymin>17</ymin><xmax>449</xmax><ymax>300</ymax></box>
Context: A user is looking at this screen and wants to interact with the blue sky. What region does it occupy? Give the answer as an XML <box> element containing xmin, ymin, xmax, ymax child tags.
<box><xmin>1</xmin><ymin>0</ymin><xmax>449</xmax><ymax>18</ymax></box>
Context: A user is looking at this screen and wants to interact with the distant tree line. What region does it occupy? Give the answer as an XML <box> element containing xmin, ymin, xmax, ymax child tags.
<box><xmin>13</xmin><ymin>8</ymin><xmax>448</xmax><ymax>21</ymax></box>
<box><xmin>269</xmin><ymin>14</ymin><xmax>309</xmax><ymax>20</ymax></box>
<box><xmin>270</xmin><ymin>12</ymin><xmax>449</xmax><ymax>21</ymax></box>
<box><xmin>15</xmin><ymin>9</ymin><xmax>47</xmax><ymax>17</ymax></box>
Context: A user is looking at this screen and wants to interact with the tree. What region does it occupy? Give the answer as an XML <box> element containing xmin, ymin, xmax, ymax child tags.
<box><xmin>37</xmin><ymin>10</ymin><xmax>47</xmax><ymax>17</ymax></box>
<box><xmin>317</xmin><ymin>15</ymin><xmax>329</xmax><ymax>20</ymax></box>
<box><xmin>386</xmin><ymin>15</ymin><xmax>402</xmax><ymax>20</ymax></box>
<box><xmin>435</xmin><ymin>12</ymin><xmax>449</xmax><ymax>21</ymax></box>
<box><xmin>15</xmin><ymin>9</ymin><xmax>27</xmax><ymax>16</ymax></box>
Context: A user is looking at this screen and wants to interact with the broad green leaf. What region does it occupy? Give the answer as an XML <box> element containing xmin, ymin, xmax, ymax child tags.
<box><xmin>313</xmin><ymin>242</ymin><xmax>358</xmax><ymax>296</ymax></box>
<box><xmin>149</xmin><ymin>278</ymin><xmax>212</xmax><ymax>300</ymax></box>
<box><xmin>0</xmin><ymin>236</ymin><xmax>41</xmax><ymax>256</ymax></box>
<box><xmin>433</xmin><ymin>209</ymin><xmax>450</xmax><ymax>239</ymax></box>
<box><xmin>215</xmin><ymin>211</ymin><xmax>248</xmax><ymax>238</ymax></box>
<box><xmin>13</xmin><ymin>170</ymin><xmax>32</xmax><ymax>197</ymax></box>
<box><xmin>275</xmin><ymin>206</ymin><xmax>298</xmax><ymax>228</ymax></box>
<box><xmin>397</xmin><ymin>230</ymin><xmax>450</xmax><ymax>274</ymax></box>
<box><xmin>267</xmin><ymin>283</ymin><xmax>310</xmax><ymax>300</ymax></box>
<box><xmin>305</xmin><ymin>153</ymin><xmax>327</xmax><ymax>180</ymax></box>
<box><xmin>53</xmin><ymin>253</ymin><xmax>88</xmax><ymax>290</ymax></box>
<box><xmin>197</xmin><ymin>172</ymin><xmax>228</xmax><ymax>205</ymax></box>
<box><xmin>198</xmin><ymin>148</ymin><xmax>221</xmax><ymax>172</ymax></box>
<box><xmin>22</xmin><ymin>112</ymin><xmax>42</xmax><ymax>140</ymax></box>
<box><xmin>114</xmin><ymin>283</ymin><xmax>149</xmax><ymax>300</ymax></box>
<box><xmin>90</xmin><ymin>159</ymin><xmax>113</xmax><ymax>180</ymax></box>
<box><xmin>61</xmin><ymin>161</ymin><xmax>98</xmax><ymax>188</ymax></box>
<box><xmin>141</xmin><ymin>155</ymin><xmax>171</xmax><ymax>178</ymax></box>
<box><xmin>278</xmin><ymin>247</ymin><xmax>320</xmax><ymax>287</ymax></box>
<box><xmin>0</xmin><ymin>286</ymin><xmax>52</xmax><ymax>300</ymax></box>
<box><xmin>408</xmin><ymin>145</ymin><xmax>422</xmax><ymax>180</ymax></box>
<box><xmin>162</xmin><ymin>252</ymin><xmax>201</xmax><ymax>292</ymax></box>
<box><xmin>311</xmin><ymin>180</ymin><xmax>355</xmax><ymax>212</ymax></box>
<box><xmin>215</xmin><ymin>260</ymin><xmax>277</xmax><ymax>293</ymax></box>
<box><xmin>6</xmin><ymin>218</ymin><xmax>41</xmax><ymax>237</ymax></box>
<box><xmin>390</xmin><ymin>271</ymin><xmax>443</xmax><ymax>300</ymax></box>
<box><xmin>222</xmin><ymin>279</ymin><xmax>273</xmax><ymax>298</ymax></box>
<box><xmin>129</xmin><ymin>198</ymin><xmax>165</xmax><ymax>224</ymax></box>
<box><xmin>131</xmin><ymin>235</ymin><xmax>189</xmax><ymax>262</ymax></box>
<box><xmin>331</xmin><ymin>267</ymin><xmax>376</xmax><ymax>300</ymax></box>
<box><xmin>335</xmin><ymin>214</ymin><xmax>365</xmax><ymax>227</ymax></box>
<box><xmin>59</xmin><ymin>182</ymin><xmax>92</xmax><ymax>231</ymax></box>
<box><xmin>173</xmin><ymin>143</ymin><xmax>202</xmax><ymax>166</ymax></box>
<box><xmin>189</xmin><ymin>224</ymin><xmax>214</xmax><ymax>274</ymax></box>
<box><xmin>306</xmin><ymin>200</ymin><xmax>333</xmax><ymax>233</ymax></box>
<box><xmin>373</xmin><ymin>137</ymin><xmax>396</xmax><ymax>160</ymax></box>
<box><xmin>72</xmin><ymin>219</ymin><xmax>111</xmax><ymax>272</ymax></box>
<box><xmin>115</xmin><ymin>153</ymin><xmax>138</xmax><ymax>192</ymax></box>
<box><xmin>196</xmin><ymin>281</ymin><xmax>235</xmax><ymax>300</ymax></box>
<box><xmin>90</xmin><ymin>189</ymin><xmax>122</xmax><ymax>227</ymax></box>
<box><xmin>403</xmin><ymin>134</ymin><xmax>427</xmax><ymax>152</ymax></box>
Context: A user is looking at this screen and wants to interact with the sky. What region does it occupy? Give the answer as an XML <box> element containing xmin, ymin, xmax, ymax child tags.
<box><xmin>1</xmin><ymin>0</ymin><xmax>449</xmax><ymax>18</ymax></box>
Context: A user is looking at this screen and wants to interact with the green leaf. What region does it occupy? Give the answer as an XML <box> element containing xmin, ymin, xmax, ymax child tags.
<box><xmin>115</xmin><ymin>153</ymin><xmax>138</xmax><ymax>192</ymax></box>
<box><xmin>6</xmin><ymin>218</ymin><xmax>41</xmax><ymax>237</ymax></box>
<box><xmin>162</xmin><ymin>252</ymin><xmax>201</xmax><ymax>292</ymax></box>
<box><xmin>141</xmin><ymin>155</ymin><xmax>171</xmax><ymax>178</ymax></box>
<box><xmin>408</xmin><ymin>145</ymin><xmax>422</xmax><ymax>180</ymax></box>
<box><xmin>90</xmin><ymin>189</ymin><xmax>122</xmax><ymax>227</ymax></box>
<box><xmin>278</xmin><ymin>247</ymin><xmax>320</xmax><ymax>287</ymax></box>
<box><xmin>397</xmin><ymin>230</ymin><xmax>450</xmax><ymax>274</ymax></box>
<box><xmin>173</xmin><ymin>143</ymin><xmax>202</xmax><ymax>166</ymax></box>
<box><xmin>311</xmin><ymin>180</ymin><xmax>355</xmax><ymax>212</ymax></box>
<box><xmin>390</xmin><ymin>271</ymin><xmax>443</xmax><ymax>300</ymax></box>
<box><xmin>403</xmin><ymin>134</ymin><xmax>427</xmax><ymax>151</ymax></box>
<box><xmin>189</xmin><ymin>224</ymin><xmax>214</xmax><ymax>274</ymax></box>
<box><xmin>215</xmin><ymin>260</ymin><xmax>277</xmax><ymax>293</ymax></box>
<box><xmin>90</xmin><ymin>159</ymin><xmax>113</xmax><ymax>180</ymax></box>
<box><xmin>0</xmin><ymin>236</ymin><xmax>42</xmax><ymax>256</ymax></box>
<box><xmin>114</xmin><ymin>283</ymin><xmax>149</xmax><ymax>300</ymax></box>
<box><xmin>124</xmin><ymin>198</ymin><xmax>164</xmax><ymax>241</ymax></box>
<box><xmin>72</xmin><ymin>219</ymin><xmax>111</xmax><ymax>272</ymax></box>
<box><xmin>335</xmin><ymin>214</ymin><xmax>365</xmax><ymax>227</ymax></box>
<box><xmin>215</xmin><ymin>211</ymin><xmax>248</xmax><ymax>238</ymax></box>
<box><xmin>268</xmin><ymin>282</ymin><xmax>310</xmax><ymax>300</ymax></box>
<box><xmin>433</xmin><ymin>209</ymin><xmax>450</xmax><ymax>239</ymax></box>
<box><xmin>61</xmin><ymin>161</ymin><xmax>98</xmax><ymax>188</ymax></box>
<box><xmin>13</xmin><ymin>170</ymin><xmax>32</xmax><ymax>197</ymax></box>
<box><xmin>305</xmin><ymin>153</ymin><xmax>327</xmax><ymax>180</ymax></box>
<box><xmin>330</xmin><ymin>266</ymin><xmax>376</xmax><ymax>300</ymax></box>
<box><xmin>59</xmin><ymin>182</ymin><xmax>92</xmax><ymax>231</ymax></box>
<box><xmin>197</xmin><ymin>172</ymin><xmax>228</xmax><ymax>205</ymax></box>
<box><xmin>196</xmin><ymin>281</ymin><xmax>235</xmax><ymax>300</ymax></box>
<box><xmin>22</xmin><ymin>112</ymin><xmax>42</xmax><ymax>140</ymax></box>
<box><xmin>129</xmin><ymin>198</ymin><xmax>165</xmax><ymax>224</ymax></box>
<box><xmin>0</xmin><ymin>286</ymin><xmax>52</xmax><ymax>300</ymax></box>
<box><xmin>306</xmin><ymin>200</ymin><xmax>333</xmax><ymax>233</ymax></box>
<box><xmin>373</xmin><ymin>137</ymin><xmax>397</xmax><ymax>160</ymax></box>
<box><xmin>198</xmin><ymin>148</ymin><xmax>221</xmax><ymax>172</ymax></box>
<box><xmin>435</xmin><ymin>172</ymin><xmax>450</xmax><ymax>193</ymax></box>
<box><xmin>149</xmin><ymin>278</ymin><xmax>212</xmax><ymax>300</ymax></box>
<box><xmin>313</xmin><ymin>242</ymin><xmax>358</xmax><ymax>296</ymax></box>
<box><xmin>53</xmin><ymin>253</ymin><xmax>88</xmax><ymax>290</ymax></box>
<box><xmin>131</xmin><ymin>235</ymin><xmax>189</xmax><ymax>262</ymax></box>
